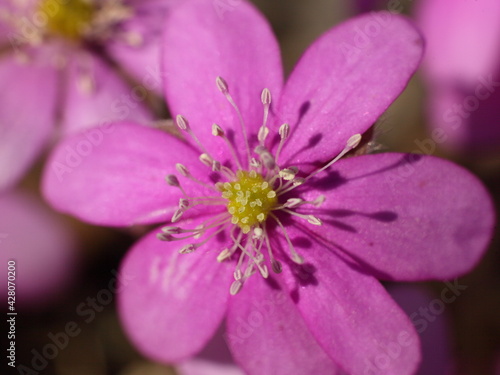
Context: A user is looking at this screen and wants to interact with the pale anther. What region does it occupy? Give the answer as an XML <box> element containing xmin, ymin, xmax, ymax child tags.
<box><xmin>292</xmin><ymin>253</ymin><xmax>305</xmax><ymax>264</ymax></box>
<box><xmin>216</xmin><ymin>76</ymin><xmax>229</xmax><ymax>93</ymax></box>
<box><xmin>199</xmin><ymin>153</ymin><xmax>213</xmax><ymax>167</ymax></box>
<box><xmin>258</xmin><ymin>264</ymin><xmax>269</xmax><ymax>278</ymax></box>
<box><xmin>156</xmin><ymin>233</ymin><xmax>173</xmax><ymax>241</ymax></box>
<box><xmin>261</xmin><ymin>88</ymin><xmax>271</xmax><ymax>104</ymax></box>
<box><xmin>250</xmin><ymin>158</ymin><xmax>261</xmax><ymax>168</ymax></box>
<box><xmin>179</xmin><ymin>244</ymin><xmax>196</xmax><ymax>254</ymax></box>
<box><xmin>307</xmin><ymin>215</ymin><xmax>322</xmax><ymax>226</ymax></box>
<box><xmin>279</xmin><ymin>168</ymin><xmax>297</xmax><ymax>181</ymax></box>
<box><xmin>171</xmin><ymin>209</ymin><xmax>184</xmax><ymax>223</ymax></box>
<box><xmin>212</xmin><ymin>123</ymin><xmax>224</xmax><ymax>136</ymax></box>
<box><xmin>253</xmin><ymin>227</ymin><xmax>263</xmax><ymax>239</ymax></box>
<box><xmin>176</xmin><ymin>114</ymin><xmax>189</xmax><ymax>130</ymax></box>
<box><xmin>179</xmin><ymin>198</ymin><xmax>189</xmax><ymax>209</ymax></box>
<box><xmin>212</xmin><ymin>160</ymin><xmax>221</xmax><ymax>172</ymax></box>
<box><xmin>347</xmin><ymin>133</ymin><xmax>362</xmax><ymax>148</ymax></box>
<box><xmin>217</xmin><ymin>248</ymin><xmax>231</xmax><ymax>262</ymax></box>
<box><xmin>284</xmin><ymin>198</ymin><xmax>303</xmax><ymax>208</ymax></box>
<box><xmin>234</xmin><ymin>269</ymin><xmax>242</xmax><ymax>280</ymax></box>
<box><xmin>258</xmin><ymin>126</ymin><xmax>269</xmax><ymax>143</ymax></box>
<box><xmin>176</xmin><ymin>163</ymin><xmax>190</xmax><ymax>177</ymax></box>
<box><xmin>313</xmin><ymin>195</ymin><xmax>326</xmax><ymax>206</ymax></box>
<box><xmin>279</xmin><ymin>123</ymin><xmax>290</xmax><ymax>140</ymax></box>
<box><xmin>161</xmin><ymin>226</ymin><xmax>182</xmax><ymax>234</ymax></box>
<box><xmin>230</xmin><ymin>280</ymin><xmax>243</xmax><ymax>295</ymax></box>
<box><xmin>293</xmin><ymin>178</ymin><xmax>305</xmax><ymax>186</ymax></box>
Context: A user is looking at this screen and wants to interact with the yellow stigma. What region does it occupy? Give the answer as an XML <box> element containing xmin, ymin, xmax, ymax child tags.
<box><xmin>221</xmin><ymin>170</ymin><xmax>278</xmax><ymax>234</ymax></box>
<box><xmin>38</xmin><ymin>0</ymin><xmax>94</xmax><ymax>40</ymax></box>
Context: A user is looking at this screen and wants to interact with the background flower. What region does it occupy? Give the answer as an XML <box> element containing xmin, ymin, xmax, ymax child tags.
<box><xmin>415</xmin><ymin>0</ymin><xmax>500</xmax><ymax>155</ymax></box>
<box><xmin>0</xmin><ymin>190</ymin><xmax>78</xmax><ymax>308</ymax></box>
<box><xmin>0</xmin><ymin>0</ymin><xmax>178</xmax><ymax>192</ymax></box>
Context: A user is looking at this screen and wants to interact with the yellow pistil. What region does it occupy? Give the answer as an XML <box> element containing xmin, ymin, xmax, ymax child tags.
<box><xmin>221</xmin><ymin>170</ymin><xmax>278</xmax><ymax>234</ymax></box>
<box><xmin>38</xmin><ymin>0</ymin><xmax>94</xmax><ymax>40</ymax></box>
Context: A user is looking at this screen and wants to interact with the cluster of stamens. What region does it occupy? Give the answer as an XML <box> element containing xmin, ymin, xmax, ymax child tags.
<box><xmin>159</xmin><ymin>76</ymin><xmax>361</xmax><ymax>295</ymax></box>
<box><xmin>2</xmin><ymin>0</ymin><xmax>138</xmax><ymax>48</ymax></box>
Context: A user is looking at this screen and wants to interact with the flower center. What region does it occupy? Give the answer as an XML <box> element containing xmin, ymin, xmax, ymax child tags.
<box><xmin>160</xmin><ymin>76</ymin><xmax>362</xmax><ymax>295</ymax></box>
<box><xmin>222</xmin><ymin>170</ymin><xmax>278</xmax><ymax>234</ymax></box>
<box><xmin>38</xmin><ymin>0</ymin><xmax>94</xmax><ymax>40</ymax></box>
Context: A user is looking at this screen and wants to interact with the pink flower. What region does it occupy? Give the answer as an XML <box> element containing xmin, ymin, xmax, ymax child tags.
<box><xmin>415</xmin><ymin>0</ymin><xmax>500</xmax><ymax>154</ymax></box>
<box><xmin>42</xmin><ymin>2</ymin><xmax>495</xmax><ymax>374</ymax></box>
<box><xmin>176</xmin><ymin>325</ymin><xmax>244</xmax><ymax>375</ymax></box>
<box><xmin>0</xmin><ymin>190</ymin><xmax>77</xmax><ymax>309</ymax></box>
<box><xmin>388</xmin><ymin>284</ymin><xmax>454</xmax><ymax>375</ymax></box>
<box><xmin>0</xmin><ymin>0</ymin><xmax>176</xmax><ymax>191</ymax></box>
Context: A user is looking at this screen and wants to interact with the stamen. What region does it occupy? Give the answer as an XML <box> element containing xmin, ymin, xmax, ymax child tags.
<box><xmin>230</xmin><ymin>280</ymin><xmax>243</xmax><ymax>295</ymax></box>
<box><xmin>305</xmin><ymin>133</ymin><xmax>362</xmax><ymax>183</ymax></box>
<box><xmin>271</xmin><ymin>259</ymin><xmax>283</xmax><ymax>273</ymax></box>
<box><xmin>178</xmin><ymin>164</ymin><xmax>219</xmax><ymax>192</ymax></box>
<box><xmin>165</xmin><ymin>174</ymin><xmax>180</xmax><ymax>187</ymax></box>
<box><xmin>176</xmin><ymin>115</ymin><xmax>213</xmax><ymax>159</ymax></box>
<box><xmin>175</xmin><ymin>163</ymin><xmax>190</xmax><ymax>177</ymax></box>
<box><xmin>171</xmin><ymin>209</ymin><xmax>184</xmax><ymax>223</ymax></box>
<box><xmin>258</xmin><ymin>88</ymin><xmax>272</xmax><ymax>146</ymax></box>
<box><xmin>269</xmin><ymin>213</ymin><xmax>304</xmax><ymax>264</ymax></box>
<box><xmin>212</xmin><ymin>123</ymin><xmax>243</xmax><ymax>170</ymax></box>
<box><xmin>279</xmin><ymin>167</ymin><xmax>298</xmax><ymax>181</ymax></box>
<box><xmin>254</xmin><ymin>145</ymin><xmax>276</xmax><ymax>171</ymax></box>
<box><xmin>283</xmin><ymin>198</ymin><xmax>303</xmax><ymax>208</ymax></box>
<box><xmin>217</xmin><ymin>248</ymin><xmax>232</xmax><ymax>262</ymax></box>
<box><xmin>278</xmin><ymin>208</ymin><xmax>322</xmax><ymax>226</ymax></box>
<box><xmin>215</xmin><ymin>76</ymin><xmax>251</xmax><ymax>165</ymax></box>
<box><xmin>275</xmin><ymin>123</ymin><xmax>290</xmax><ymax>165</ymax></box>
<box><xmin>179</xmin><ymin>244</ymin><xmax>197</xmax><ymax>254</ymax></box>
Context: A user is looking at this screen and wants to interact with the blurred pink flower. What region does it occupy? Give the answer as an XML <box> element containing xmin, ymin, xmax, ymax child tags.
<box><xmin>416</xmin><ymin>0</ymin><xmax>500</xmax><ymax>154</ymax></box>
<box><xmin>0</xmin><ymin>0</ymin><xmax>177</xmax><ymax>191</ymax></box>
<box><xmin>176</xmin><ymin>325</ymin><xmax>244</xmax><ymax>375</ymax></box>
<box><xmin>42</xmin><ymin>1</ymin><xmax>495</xmax><ymax>374</ymax></box>
<box><xmin>388</xmin><ymin>284</ymin><xmax>455</xmax><ymax>375</ymax></box>
<box><xmin>0</xmin><ymin>190</ymin><xmax>77</xmax><ymax>308</ymax></box>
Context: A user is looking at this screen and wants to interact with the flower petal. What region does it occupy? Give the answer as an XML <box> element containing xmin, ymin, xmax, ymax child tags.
<box><xmin>277</xmin><ymin>237</ymin><xmax>421</xmax><ymax>375</ymax></box>
<box><xmin>177</xmin><ymin>359</ymin><xmax>244</xmax><ymax>375</ymax></box>
<box><xmin>425</xmin><ymin>85</ymin><xmax>469</xmax><ymax>152</ymax></box>
<box><xmin>0</xmin><ymin>48</ymin><xmax>59</xmax><ymax>191</ymax></box>
<box><xmin>60</xmin><ymin>51</ymin><xmax>153</xmax><ymax>136</ymax></box>
<box><xmin>118</xmin><ymin>226</ymin><xmax>232</xmax><ymax>362</ymax></box>
<box><xmin>105</xmin><ymin>0</ymin><xmax>176</xmax><ymax>94</ymax></box>
<box><xmin>416</xmin><ymin>0</ymin><xmax>500</xmax><ymax>86</ymax></box>
<box><xmin>162</xmin><ymin>0</ymin><xmax>283</xmax><ymax>165</ymax></box>
<box><xmin>297</xmin><ymin>152</ymin><xmax>495</xmax><ymax>280</ymax></box>
<box><xmin>276</xmin><ymin>12</ymin><xmax>423</xmax><ymax>167</ymax></box>
<box><xmin>388</xmin><ymin>284</ymin><xmax>453</xmax><ymax>375</ymax></box>
<box><xmin>178</xmin><ymin>324</ymin><xmax>244</xmax><ymax>375</ymax></box>
<box><xmin>226</xmin><ymin>276</ymin><xmax>340</xmax><ymax>375</ymax></box>
<box><xmin>426</xmin><ymin>71</ymin><xmax>500</xmax><ymax>154</ymax></box>
<box><xmin>0</xmin><ymin>191</ymin><xmax>77</xmax><ymax>308</ymax></box>
<box><xmin>42</xmin><ymin>122</ymin><xmax>208</xmax><ymax>226</ymax></box>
